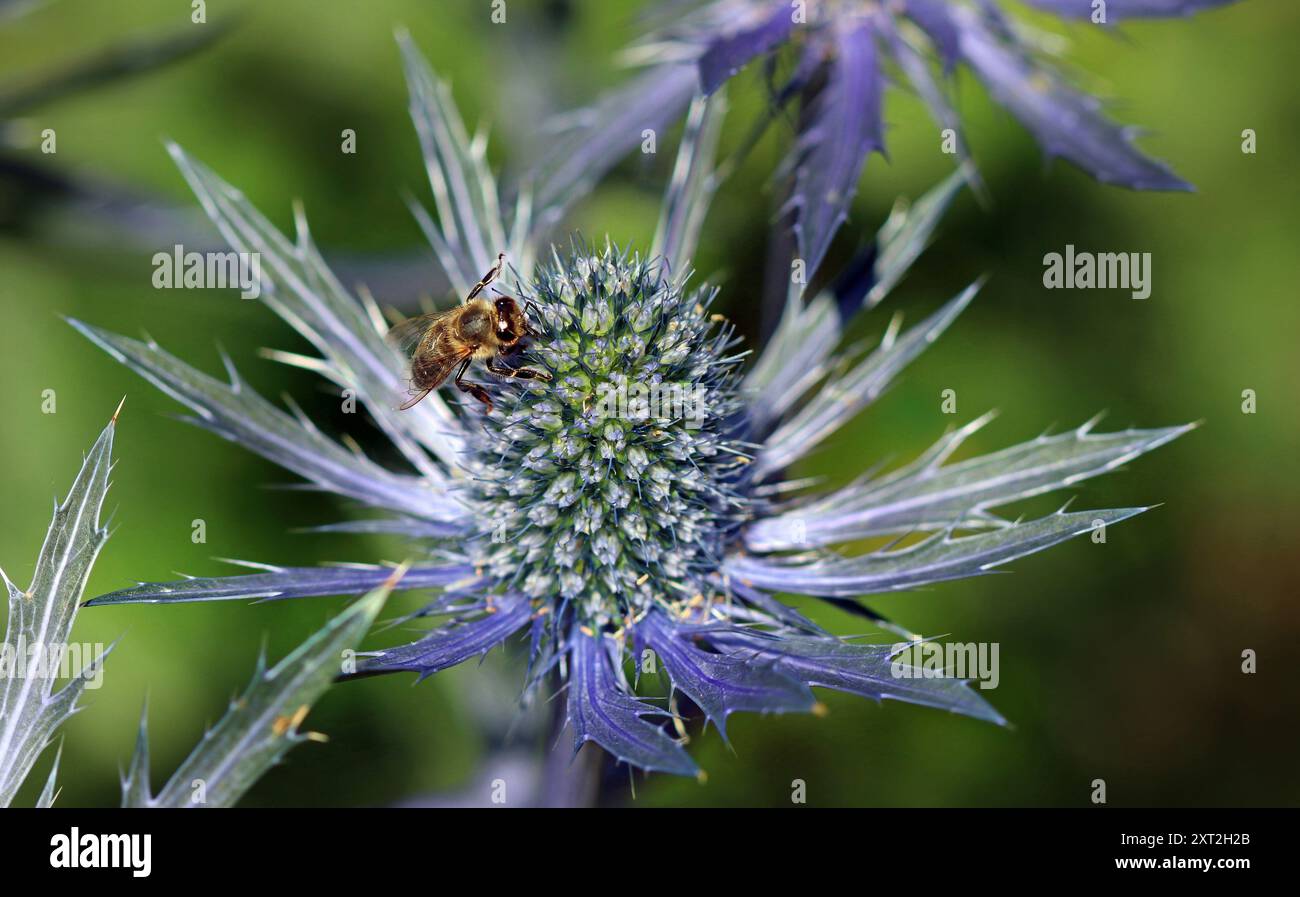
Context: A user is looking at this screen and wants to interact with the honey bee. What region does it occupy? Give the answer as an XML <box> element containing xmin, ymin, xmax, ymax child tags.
<box><xmin>387</xmin><ymin>253</ymin><xmax>550</xmax><ymax>413</ymax></box>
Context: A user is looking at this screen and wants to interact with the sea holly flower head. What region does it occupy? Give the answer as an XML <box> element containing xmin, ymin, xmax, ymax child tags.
<box><xmin>71</xmin><ymin>36</ymin><xmax>1191</xmax><ymax>779</ymax></box>
<box><xmin>470</xmin><ymin>247</ymin><xmax>746</xmax><ymax>632</ymax></box>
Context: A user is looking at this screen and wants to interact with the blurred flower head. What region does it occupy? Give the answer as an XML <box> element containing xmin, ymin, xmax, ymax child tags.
<box><xmin>536</xmin><ymin>0</ymin><xmax>1237</xmax><ymax>286</ymax></box>
<box><xmin>72</xmin><ymin>33</ymin><xmax>1189</xmax><ymax>777</ymax></box>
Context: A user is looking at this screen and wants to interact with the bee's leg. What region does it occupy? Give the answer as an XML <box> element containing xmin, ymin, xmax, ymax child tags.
<box><xmin>486</xmin><ymin>358</ymin><xmax>552</xmax><ymax>382</ymax></box>
<box><xmin>454</xmin><ymin>357</ymin><xmax>494</xmax><ymax>414</ymax></box>
<box><xmin>457</xmin><ymin>382</ymin><xmax>494</xmax><ymax>414</ymax></box>
<box><xmin>467</xmin><ymin>253</ymin><xmax>505</xmax><ymax>301</ymax></box>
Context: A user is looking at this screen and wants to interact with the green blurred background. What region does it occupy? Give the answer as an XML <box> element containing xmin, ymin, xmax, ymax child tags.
<box><xmin>1</xmin><ymin>0</ymin><xmax>1296</xmax><ymax>807</ymax></box>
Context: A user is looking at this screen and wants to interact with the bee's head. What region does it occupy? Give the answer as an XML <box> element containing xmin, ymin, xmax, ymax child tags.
<box><xmin>493</xmin><ymin>296</ymin><xmax>521</xmax><ymax>342</ymax></box>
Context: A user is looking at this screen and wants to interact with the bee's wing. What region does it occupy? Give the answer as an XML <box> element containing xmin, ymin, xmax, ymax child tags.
<box><xmin>396</xmin><ymin>344</ymin><xmax>473</xmax><ymax>411</ymax></box>
<box><xmin>413</xmin><ymin>344</ymin><xmax>473</xmax><ymax>389</ymax></box>
<box><xmin>385</xmin><ymin>311</ymin><xmax>446</xmax><ymax>358</ymax></box>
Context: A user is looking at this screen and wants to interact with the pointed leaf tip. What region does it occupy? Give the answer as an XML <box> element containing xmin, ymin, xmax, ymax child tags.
<box><xmin>129</xmin><ymin>584</ymin><xmax>389</xmax><ymax>807</ymax></box>
<box><xmin>0</xmin><ymin>412</ymin><xmax>117</xmax><ymax>806</ymax></box>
